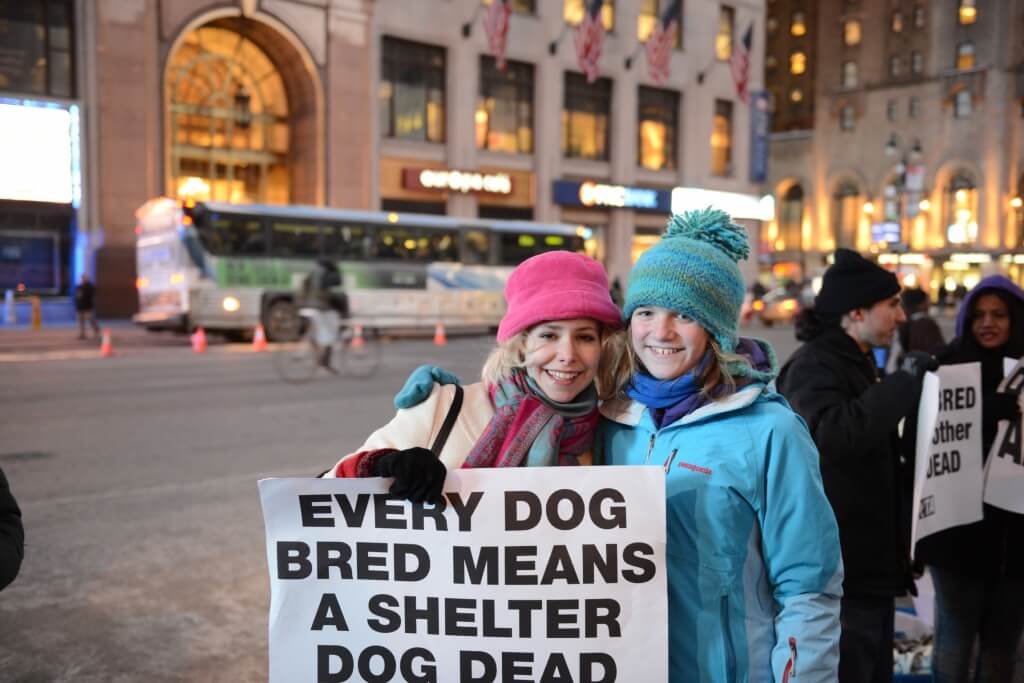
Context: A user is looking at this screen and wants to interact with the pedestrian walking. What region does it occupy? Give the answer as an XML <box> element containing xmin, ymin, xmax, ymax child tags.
<box><xmin>777</xmin><ymin>248</ymin><xmax>936</xmax><ymax>683</ymax></box>
<box><xmin>322</xmin><ymin>251</ymin><xmax>623</xmax><ymax>502</ymax></box>
<box><xmin>74</xmin><ymin>273</ymin><xmax>100</xmax><ymax>339</ymax></box>
<box><xmin>915</xmin><ymin>275</ymin><xmax>1024</xmax><ymax>683</ymax></box>
<box><xmin>0</xmin><ymin>467</ymin><xmax>24</xmax><ymax>591</ymax></box>
<box><xmin>599</xmin><ymin>208</ymin><xmax>843</xmax><ymax>682</ymax></box>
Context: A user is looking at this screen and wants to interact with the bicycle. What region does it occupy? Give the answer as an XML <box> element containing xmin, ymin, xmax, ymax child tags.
<box><xmin>273</xmin><ymin>308</ymin><xmax>381</xmax><ymax>384</ymax></box>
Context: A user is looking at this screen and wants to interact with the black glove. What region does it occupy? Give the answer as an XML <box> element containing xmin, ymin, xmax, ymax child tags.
<box><xmin>899</xmin><ymin>351</ymin><xmax>939</xmax><ymax>383</ymax></box>
<box><xmin>372</xmin><ymin>447</ymin><xmax>447</xmax><ymax>504</ymax></box>
<box><xmin>988</xmin><ymin>391</ymin><xmax>1022</xmax><ymax>423</ymax></box>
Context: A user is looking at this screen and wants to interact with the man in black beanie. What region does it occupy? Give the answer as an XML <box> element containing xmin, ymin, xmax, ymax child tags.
<box><xmin>777</xmin><ymin>248</ymin><xmax>936</xmax><ymax>683</ymax></box>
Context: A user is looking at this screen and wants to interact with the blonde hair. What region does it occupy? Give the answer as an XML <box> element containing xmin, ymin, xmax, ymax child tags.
<box><xmin>601</xmin><ymin>326</ymin><xmax>751</xmax><ymax>402</ymax></box>
<box><xmin>480</xmin><ymin>322</ymin><xmax>621</xmax><ymax>399</ymax></box>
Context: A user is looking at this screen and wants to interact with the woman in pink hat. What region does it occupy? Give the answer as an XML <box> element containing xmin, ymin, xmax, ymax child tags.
<box><xmin>322</xmin><ymin>251</ymin><xmax>622</xmax><ymax>504</ymax></box>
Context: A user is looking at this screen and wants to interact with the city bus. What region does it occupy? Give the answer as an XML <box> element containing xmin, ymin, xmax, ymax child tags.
<box><xmin>133</xmin><ymin>198</ymin><xmax>590</xmax><ymax>340</ymax></box>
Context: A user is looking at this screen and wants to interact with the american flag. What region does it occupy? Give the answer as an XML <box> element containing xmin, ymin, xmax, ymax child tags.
<box><xmin>730</xmin><ymin>22</ymin><xmax>753</xmax><ymax>104</ymax></box>
<box><xmin>645</xmin><ymin>0</ymin><xmax>681</xmax><ymax>85</ymax></box>
<box><xmin>574</xmin><ymin>0</ymin><xmax>605</xmax><ymax>84</ymax></box>
<box><xmin>483</xmin><ymin>0</ymin><xmax>512</xmax><ymax>71</ymax></box>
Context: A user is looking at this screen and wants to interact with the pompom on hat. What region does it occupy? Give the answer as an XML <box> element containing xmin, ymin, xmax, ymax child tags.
<box><xmin>496</xmin><ymin>251</ymin><xmax>623</xmax><ymax>342</ymax></box>
<box><xmin>623</xmin><ymin>207</ymin><xmax>750</xmax><ymax>353</ymax></box>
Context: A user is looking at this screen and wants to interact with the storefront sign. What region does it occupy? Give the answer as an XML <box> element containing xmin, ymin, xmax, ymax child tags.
<box><xmin>552</xmin><ymin>180</ymin><xmax>672</xmax><ymax>212</ymax></box>
<box><xmin>0</xmin><ymin>98</ymin><xmax>80</xmax><ymax>205</ymax></box>
<box><xmin>403</xmin><ymin>168</ymin><xmax>513</xmax><ymax>195</ymax></box>
<box><xmin>749</xmin><ymin>91</ymin><xmax>770</xmax><ymax>183</ymax></box>
<box><xmin>670</xmin><ymin>187</ymin><xmax>774</xmax><ymax>221</ymax></box>
<box><xmin>871</xmin><ymin>221</ymin><xmax>901</xmax><ymax>245</ymax></box>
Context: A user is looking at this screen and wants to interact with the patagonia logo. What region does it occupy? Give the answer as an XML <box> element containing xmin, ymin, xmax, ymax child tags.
<box><xmin>677</xmin><ymin>461</ymin><xmax>712</xmax><ymax>476</ymax></box>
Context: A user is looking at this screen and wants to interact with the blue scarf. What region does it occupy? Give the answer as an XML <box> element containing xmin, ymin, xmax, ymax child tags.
<box><xmin>626</xmin><ymin>365</ymin><xmax>703</xmax><ymax>409</ymax></box>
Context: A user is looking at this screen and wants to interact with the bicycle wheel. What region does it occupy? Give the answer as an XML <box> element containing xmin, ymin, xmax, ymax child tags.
<box><xmin>341</xmin><ymin>333</ymin><xmax>381</xmax><ymax>378</ymax></box>
<box><xmin>273</xmin><ymin>340</ymin><xmax>319</xmax><ymax>384</ymax></box>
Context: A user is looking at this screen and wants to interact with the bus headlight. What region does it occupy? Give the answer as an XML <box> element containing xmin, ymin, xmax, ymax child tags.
<box><xmin>222</xmin><ymin>296</ymin><xmax>241</xmax><ymax>312</ymax></box>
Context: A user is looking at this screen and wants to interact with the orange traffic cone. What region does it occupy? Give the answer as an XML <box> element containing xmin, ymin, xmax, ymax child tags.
<box><xmin>433</xmin><ymin>321</ymin><xmax>447</xmax><ymax>346</ymax></box>
<box><xmin>191</xmin><ymin>326</ymin><xmax>207</xmax><ymax>353</ymax></box>
<box><xmin>252</xmin><ymin>324</ymin><xmax>268</xmax><ymax>352</ymax></box>
<box><xmin>100</xmin><ymin>328</ymin><xmax>114</xmax><ymax>357</ymax></box>
<box><xmin>350</xmin><ymin>324</ymin><xmax>365</xmax><ymax>350</ymax></box>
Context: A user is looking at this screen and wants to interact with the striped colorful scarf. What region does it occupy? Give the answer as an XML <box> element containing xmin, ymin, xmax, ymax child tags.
<box><xmin>462</xmin><ymin>369</ymin><xmax>599</xmax><ymax>468</ymax></box>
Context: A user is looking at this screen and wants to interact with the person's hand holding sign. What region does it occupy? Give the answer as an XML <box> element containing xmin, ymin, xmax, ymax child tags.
<box><xmin>371</xmin><ymin>448</ymin><xmax>447</xmax><ymax>504</ymax></box>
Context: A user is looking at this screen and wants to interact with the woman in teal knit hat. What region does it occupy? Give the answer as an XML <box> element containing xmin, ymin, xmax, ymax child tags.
<box><xmin>599</xmin><ymin>208</ymin><xmax>843</xmax><ymax>682</ymax></box>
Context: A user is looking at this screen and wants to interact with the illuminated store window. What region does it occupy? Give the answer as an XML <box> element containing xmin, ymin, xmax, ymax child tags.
<box><xmin>0</xmin><ymin>1</ymin><xmax>75</xmax><ymax>97</ymax></box>
<box><xmin>716</xmin><ymin>6</ymin><xmax>735</xmax><ymax>60</ymax></box>
<box><xmin>710</xmin><ymin>99</ymin><xmax>733</xmax><ymax>176</ymax></box>
<box><xmin>380</xmin><ymin>36</ymin><xmax>446</xmax><ymax>143</ymax></box>
<box><xmin>562</xmin><ymin>72</ymin><xmax>611</xmax><ymax>160</ymax></box>
<box><xmin>565</xmin><ymin>0</ymin><xmax>615</xmax><ymax>31</ymax></box>
<box><xmin>945</xmin><ymin>172</ymin><xmax>978</xmax><ymax>245</ymax></box>
<box><xmin>843</xmin><ymin>20</ymin><xmax>862</xmax><ymax>46</ymax></box>
<box><xmin>638</xmin><ymin>0</ymin><xmax>682</xmax><ymax>49</ymax></box>
<box><xmin>476</xmin><ymin>57</ymin><xmax>534</xmax><ymax>154</ymax></box>
<box><xmin>167</xmin><ymin>25</ymin><xmax>290</xmax><ymax>204</ymax></box>
<box><xmin>638</xmin><ymin>85</ymin><xmax>679</xmax><ymax>170</ymax></box>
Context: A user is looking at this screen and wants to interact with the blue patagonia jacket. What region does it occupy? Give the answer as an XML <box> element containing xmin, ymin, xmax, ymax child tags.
<box><xmin>599</xmin><ymin>384</ymin><xmax>843</xmax><ymax>683</ymax></box>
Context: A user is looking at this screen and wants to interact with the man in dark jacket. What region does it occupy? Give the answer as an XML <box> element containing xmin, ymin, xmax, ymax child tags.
<box><xmin>778</xmin><ymin>249</ymin><xmax>934</xmax><ymax>683</ymax></box>
<box><xmin>0</xmin><ymin>467</ymin><xmax>24</xmax><ymax>590</ymax></box>
<box><xmin>74</xmin><ymin>273</ymin><xmax>100</xmax><ymax>340</ymax></box>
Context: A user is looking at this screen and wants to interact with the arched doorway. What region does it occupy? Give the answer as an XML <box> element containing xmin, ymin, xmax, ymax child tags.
<box><xmin>778</xmin><ymin>184</ymin><xmax>804</xmax><ymax>252</ymax></box>
<box><xmin>831</xmin><ymin>181</ymin><xmax>861</xmax><ymax>249</ymax></box>
<box><xmin>164</xmin><ymin>17</ymin><xmax>322</xmax><ymax>205</ymax></box>
<box><xmin>944</xmin><ymin>170</ymin><xmax>978</xmax><ymax>246</ymax></box>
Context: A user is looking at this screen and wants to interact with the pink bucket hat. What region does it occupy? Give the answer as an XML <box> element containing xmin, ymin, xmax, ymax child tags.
<box><xmin>496</xmin><ymin>251</ymin><xmax>623</xmax><ymax>342</ymax></box>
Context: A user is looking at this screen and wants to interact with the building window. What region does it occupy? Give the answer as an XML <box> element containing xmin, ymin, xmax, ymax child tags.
<box><xmin>562</xmin><ymin>72</ymin><xmax>611</xmax><ymax>160</ymax></box>
<box><xmin>380</xmin><ymin>37</ymin><xmax>446</xmax><ymax>143</ymax></box>
<box><xmin>945</xmin><ymin>172</ymin><xmax>978</xmax><ymax>244</ymax></box>
<box><xmin>767</xmin><ymin>16</ymin><xmax>778</xmax><ymax>33</ymax></box>
<box><xmin>887</xmin><ymin>99</ymin><xmax>897</xmax><ymax>121</ymax></box>
<box><xmin>891</xmin><ymin>10</ymin><xmax>903</xmax><ymax>32</ymax></box>
<box><xmin>638</xmin><ymin>0</ymin><xmax>683</xmax><ymax>49</ymax></box>
<box><xmin>565</xmin><ymin>0</ymin><xmax>615</xmax><ymax>31</ymax></box>
<box><xmin>716</xmin><ymin>6</ymin><xmax>735</xmax><ymax>60</ymax></box>
<box><xmin>840</xmin><ymin>105</ymin><xmax>855</xmax><ymax>130</ymax></box>
<box><xmin>476</xmin><ymin>57</ymin><xmax>534</xmax><ymax>154</ymax></box>
<box><xmin>956</xmin><ymin>42</ymin><xmax>975</xmax><ymax>70</ymax></box>
<box><xmin>913</xmin><ymin>5</ymin><xmax>926</xmax><ymax>28</ymax></box>
<box><xmin>638</xmin><ymin>86</ymin><xmax>679</xmax><ymax>170</ymax></box>
<box><xmin>954</xmin><ymin>89</ymin><xmax>973</xmax><ymax>118</ymax></box>
<box><xmin>833</xmin><ymin>181</ymin><xmax>861</xmax><ymax>248</ymax></box>
<box><xmin>841</xmin><ymin>61</ymin><xmax>858</xmax><ymax>87</ymax></box>
<box><xmin>710</xmin><ymin>99</ymin><xmax>733</xmax><ymax>176</ymax></box>
<box><xmin>909</xmin><ymin>96</ymin><xmax>920</xmax><ymax>118</ymax></box>
<box><xmin>790</xmin><ymin>51</ymin><xmax>807</xmax><ymax>75</ymax></box>
<box><xmin>0</xmin><ymin>1</ymin><xmax>75</xmax><ymax>97</ymax></box>
<box><xmin>911</xmin><ymin>51</ymin><xmax>923</xmax><ymax>76</ymax></box>
<box><xmin>482</xmin><ymin>0</ymin><xmax>535</xmax><ymax>13</ymax></box>
<box><xmin>843</xmin><ymin>20</ymin><xmax>862</xmax><ymax>46</ymax></box>
<box><xmin>791</xmin><ymin>11</ymin><xmax>807</xmax><ymax>36</ymax></box>
<box><xmin>959</xmin><ymin>0</ymin><xmax>977</xmax><ymax>25</ymax></box>
<box><xmin>890</xmin><ymin>55</ymin><xmax>905</xmax><ymax>78</ymax></box>
<box><xmin>790</xmin><ymin>88</ymin><xmax>803</xmax><ymax>103</ymax></box>
<box><xmin>167</xmin><ymin>25</ymin><xmax>291</xmax><ymax>204</ymax></box>
<box><xmin>766</xmin><ymin>54</ymin><xmax>778</xmax><ymax>71</ymax></box>
<box><xmin>778</xmin><ymin>184</ymin><xmax>804</xmax><ymax>252</ymax></box>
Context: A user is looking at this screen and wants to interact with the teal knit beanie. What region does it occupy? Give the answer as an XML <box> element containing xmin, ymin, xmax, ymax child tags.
<box><xmin>624</xmin><ymin>207</ymin><xmax>750</xmax><ymax>353</ymax></box>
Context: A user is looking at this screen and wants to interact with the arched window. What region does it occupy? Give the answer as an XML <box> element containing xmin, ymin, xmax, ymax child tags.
<box><xmin>166</xmin><ymin>24</ymin><xmax>290</xmax><ymax>204</ymax></box>
<box><xmin>945</xmin><ymin>171</ymin><xmax>978</xmax><ymax>245</ymax></box>
<box><xmin>778</xmin><ymin>184</ymin><xmax>804</xmax><ymax>252</ymax></box>
<box><xmin>832</xmin><ymin>181</ymin><xmax>861</xmax><ymax>248</ymax></box>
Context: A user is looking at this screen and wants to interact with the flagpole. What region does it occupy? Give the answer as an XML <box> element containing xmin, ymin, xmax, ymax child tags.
<box><xmin>461</xmin><ymin>2</ymin><xmax>484</xmax><ymax>37</ymax></box>
<box><xmin>623</xmin><ymin>42</ymin><xmax>644</xmax><ymax>70</ymax></box>
<box><xmin>547</xmin><ymin>22</ymin><xmax>570</xmax><ymax>55</ymax></box>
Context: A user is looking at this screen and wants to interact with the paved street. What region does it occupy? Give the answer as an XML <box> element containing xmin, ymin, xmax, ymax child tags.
<box><xmin>0</xmin><ymin>318</ymin><xmax>957</xmax><ymax>682</ymax></box>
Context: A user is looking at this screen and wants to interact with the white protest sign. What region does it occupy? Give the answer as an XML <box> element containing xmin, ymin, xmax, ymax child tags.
<box><xmin>259</xmin><ymin>466</ymin><xmax>668</xmax><ymax>683</ymax></box>
<box><xmin>983</xmin><ymin>357</ymin><xmax>1024</xmax><ymax>513</ymax></box>
<box><xmin>911</xmin><ymin>363</ymin><xmax>984</xmax><ymax>553</ymax></box>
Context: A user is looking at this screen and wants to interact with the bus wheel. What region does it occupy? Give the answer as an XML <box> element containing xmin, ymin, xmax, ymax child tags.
<box><xmin>264</xmin><ymin>300</ymin><xmax>302</xmax><ymax>342</ymax></box>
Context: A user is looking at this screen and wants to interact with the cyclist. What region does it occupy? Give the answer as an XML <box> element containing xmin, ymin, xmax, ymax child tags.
<box><xmin>301</xmin><ymin>259</ymin><xmax>349</xmax><ymax>370</ymax></box>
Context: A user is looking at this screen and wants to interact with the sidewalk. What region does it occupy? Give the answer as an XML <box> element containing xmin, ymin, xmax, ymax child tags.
<box><xmin>0</xmin><ymin>321</ymin><xmax>210</xmax><ymax>359</ymax></box>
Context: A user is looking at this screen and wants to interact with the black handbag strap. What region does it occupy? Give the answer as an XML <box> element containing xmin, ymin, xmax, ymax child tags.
<box><xmin>429</xmin><ymin>384</ymin><xmax>463</xmax><ymax>456</ymax></box>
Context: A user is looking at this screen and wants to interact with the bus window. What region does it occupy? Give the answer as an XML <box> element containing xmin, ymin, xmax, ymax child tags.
<box><xmin>371</xmin><ymin>226</ymin><xmax>420</xmax><ymax>261</ymax></box>
<box><xmin>269</xmin><ymin>220</ymin><xmax>321</xmax><ymax>258</ymax></box>
<box><xmin>497</xmin><ymin>232</ymin><xmax>584</xmax><ymax>265</ymax></box>
<box><xmin>199</xmin><ymin>215</ymin><xmax>267</xmax><ymax>256</ymax></box>
<box><xmin>420</xmin><ymin>229</ymin><xmax>459</xmax><ymax>262</ymax></box>
<box><xmin>322</xmin><ymin>222</ymin><xmax>371</xmax><ymax>260</ymax></box>
<box><xmin>461</xmin><ymin>229</ymin><xmax>491</xmax><ymax>265</ymax></box>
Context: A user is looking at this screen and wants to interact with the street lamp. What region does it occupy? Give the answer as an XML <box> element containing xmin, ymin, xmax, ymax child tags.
<box><xmin>881</xmin><ymin>134</ymin><xmax>924</xmax><ymax>249</ymax></box>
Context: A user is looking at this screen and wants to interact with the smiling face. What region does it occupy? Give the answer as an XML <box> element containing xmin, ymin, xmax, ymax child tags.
<box><xmin>629</xmin><ymin>306</ymin><xmax>710</xmax><ymax>380</ymax></box>
<box><xmin>522</xmin><ymin>319</ymin><xmax>603</xmax><ymax>402</ymax></box>
<box><xmin>971</xmin><ymin>293</ymin><xmax>1011</xmax><ymax>349</ymax></box>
